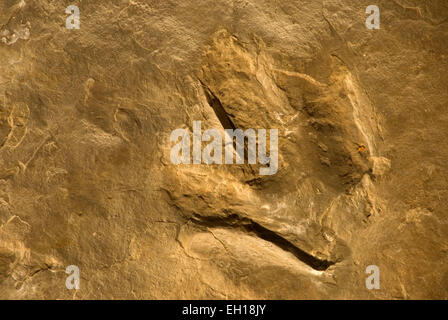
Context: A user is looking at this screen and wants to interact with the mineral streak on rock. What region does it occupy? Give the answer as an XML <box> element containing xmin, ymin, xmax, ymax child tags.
<box><xmin>0</xmin><ymin>0</ymin><xmax>447</xmax><ymax>299</ymax></box>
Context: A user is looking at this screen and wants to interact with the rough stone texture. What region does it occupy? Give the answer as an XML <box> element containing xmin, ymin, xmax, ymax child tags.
<box><xmin>0</xmin><ymin>0</ymin><xmax>447</xmax><ymax>299</ymax></box>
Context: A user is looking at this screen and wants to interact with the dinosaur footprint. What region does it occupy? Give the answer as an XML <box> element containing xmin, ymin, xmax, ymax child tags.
<box><xmin>2</xmin><ymin>102</ymin><xmax>29</xmax><ymax>150</ymax></box>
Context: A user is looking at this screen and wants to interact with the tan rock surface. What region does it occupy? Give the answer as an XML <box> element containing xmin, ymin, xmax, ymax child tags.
<box><xmin>0</xmin><ymin>0</ymin><xmax>447</xmax><ymax>299</ymax></box>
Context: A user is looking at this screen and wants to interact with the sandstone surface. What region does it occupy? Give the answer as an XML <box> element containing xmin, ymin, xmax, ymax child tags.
<box><xmin>0</xmin><ymin>0</ymin><xmax>447</xmax><ymax>299</ymax></box>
